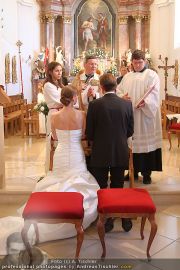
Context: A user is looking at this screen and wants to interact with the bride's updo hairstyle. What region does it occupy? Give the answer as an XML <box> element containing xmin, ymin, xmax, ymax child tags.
<box><xmin>60</xmin><ymin>85</ymin><xmax>77</xmax><ymax>106</ymax></box>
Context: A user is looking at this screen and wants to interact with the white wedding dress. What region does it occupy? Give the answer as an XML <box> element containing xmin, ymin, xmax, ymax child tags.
<box><xmin>0</xmin><ymin>129</ymin><xmax>99</xmax><ymax>255</ymax></box>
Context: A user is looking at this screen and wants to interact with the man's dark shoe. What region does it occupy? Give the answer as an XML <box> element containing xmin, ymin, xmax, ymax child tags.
<box><xmin>143</xmin><ymin>176</ymin><xmax>152</xmax><ymax>184</ymax></box>
<box><xmin>105</xmin><ymin>218</ymin><xmax>114</xmax><ymax>233</ymax></box>
<box><xmin>124</xmin><ymin>173</ymin><xmax>138</xmax><ymax>181</ymax></box>
<box><xmin>122</xmin><ymin>218</ymin><xmax>132</xmax><ymax>232</ymax></box>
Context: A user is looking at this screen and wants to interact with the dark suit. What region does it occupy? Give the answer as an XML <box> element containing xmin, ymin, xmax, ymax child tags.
<box><xmin>86</xmin><ymin>93</ymin><xmax>134</xmax><ymax>188</ymax></box>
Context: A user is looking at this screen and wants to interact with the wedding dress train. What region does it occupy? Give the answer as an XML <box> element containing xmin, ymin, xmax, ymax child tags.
<box><xmin>0</xmin><ymin>129</ymin><xmax>99</xmax><ymax>255</ymax></box>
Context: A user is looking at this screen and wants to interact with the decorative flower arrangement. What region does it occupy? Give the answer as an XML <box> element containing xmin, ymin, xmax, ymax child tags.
<box><xmin>34</xmin><ymin>101</ymin><xmax>49</xmax><ymax>116</ymax></box>
<box><xmin>70</xmin><ymin>57</ymin><xmax>82</xmax><ymax>76</ymax></box>
<box><xmin>107</xmin><ymin>58</ymin><xmax>118</xmax><ymax>76</ymax></box>
<box><xmin>86</xmin><ymin>48</ymin><xmax>106</xmax><ymax>59</ymax></box>
<box><xmin>108</xmin><ymin>65</ymin><xmax>117</xmax><ymax>76</ymax></box>
<box><xmin>70</xmin><ymin>66</ymin><xmax>81</xmax><ymax>76</ymax></box>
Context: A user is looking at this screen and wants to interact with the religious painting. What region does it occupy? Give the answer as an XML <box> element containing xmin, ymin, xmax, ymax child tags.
<box><xmin>75</xmin><ymin>0</ymin><xmax>114</xmax><ymax>57</ymax></box>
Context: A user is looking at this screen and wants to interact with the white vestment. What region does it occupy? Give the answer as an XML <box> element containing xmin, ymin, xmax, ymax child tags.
<box><xmin>43</xmin><ymin>82</ymin><xmax>62</xmax><ymax>135</ymax></box>
<box><xmin>116</xmin><ymin>69</ymin><xmax>162</xmax><ymax>153</ymax></box>
<box><xmin>78</xmin><ymin>72</ymin><xmax>100</xmax><ymax>110</ymax></box>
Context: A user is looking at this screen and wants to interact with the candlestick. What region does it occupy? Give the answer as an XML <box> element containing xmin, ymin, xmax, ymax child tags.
<box><xmin>119</xmin><ymin>53</ymin><xmax>121</xmax><ymax>66</ymax></box>
<box><xmin>68</xmin><ymin>53</ymin><xmax>71</xmax><ymax>67</ymax></box>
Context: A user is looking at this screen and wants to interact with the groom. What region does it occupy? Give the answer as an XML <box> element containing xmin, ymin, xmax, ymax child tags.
<box><xmin>86</xmin><ymin>73</ymin><xmax>134</xmax><ymax>233</ymax></box>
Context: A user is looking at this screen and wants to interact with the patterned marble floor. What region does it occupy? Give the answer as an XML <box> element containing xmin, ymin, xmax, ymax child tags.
<box><xmin>0</xmin><ymin>135</ymin><xmax>180</xmax><ymax>269</ymax></box>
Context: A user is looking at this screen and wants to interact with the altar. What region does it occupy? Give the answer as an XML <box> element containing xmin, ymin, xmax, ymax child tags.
<box><xmin>37</xmin><ymin>0</ymin><xmax>152</xmax><ymax>67</ymax></box>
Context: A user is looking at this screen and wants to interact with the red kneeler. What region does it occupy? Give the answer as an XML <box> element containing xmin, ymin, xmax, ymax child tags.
<box><xmin>97</xmin><ymin>188</ymin><xmax>157</xmax><ymax>261</ymax></box>
<box><xmin>21</xmin><ymin>192</ymin><xmax>84</xmax><ymax>261</ymax></box>
<box><xmin>167</xmin><ymin>122</ymin><xmax>180</xmax><ymax>150</ymax></box>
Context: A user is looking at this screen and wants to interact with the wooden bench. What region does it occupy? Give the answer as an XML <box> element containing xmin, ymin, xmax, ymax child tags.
<box><xmin>3</xmin><ymin>100</ymin><xmax>27</xmax><ymax>138</ymax></box>
<box><xmin>21</xmin><ymin>103</ymin><xmax>39</xmax><ymax>138</ymax></box>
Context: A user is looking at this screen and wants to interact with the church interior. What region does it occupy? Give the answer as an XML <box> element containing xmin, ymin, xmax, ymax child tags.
<box><xmin>0</xmin><ymin>0</ymin><xmax>180</xmax><ymax>268</ymax></box>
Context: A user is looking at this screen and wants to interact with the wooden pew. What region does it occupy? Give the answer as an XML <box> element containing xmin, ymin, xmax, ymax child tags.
<box><xmin>0</xmin><ymin>88</ymin><xmax>28</xmax><ymax>137</ymax></box>
<box><xmin>3</xmin><ymin>99</ymin><xmax>27</xmax><ymax>138</ymax></box>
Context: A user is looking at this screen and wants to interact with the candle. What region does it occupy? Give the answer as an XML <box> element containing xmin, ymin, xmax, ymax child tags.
<box><xmin>68</xmin><ymin>53</ymin><xmax>71</xmax><ymax>67</ymax></box>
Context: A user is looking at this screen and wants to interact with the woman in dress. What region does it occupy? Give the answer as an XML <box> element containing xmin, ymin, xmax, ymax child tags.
<box><xmin>43</xmin><ymin>61</ymin><xmax>64</xmax><ymax>134</ymax></box>
<box><xmin>0</xmin><ymin>86</ymin><xmax>99</xmax><ymax>256</ymax></box>
<box><xmin>43</xmin><ymin>61</ymin><xmax>64</xmax><ymax>171</ymax></box>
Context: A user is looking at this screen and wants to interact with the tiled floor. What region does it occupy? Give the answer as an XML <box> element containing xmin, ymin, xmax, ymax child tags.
<box><xmin>0</xmin><ymin>135</ymin><xmax>180</xmax><ymax>269</ymax></box>
<box><xmin>3</xmin><ymin>135</ymin><xmax>180</xmax><ymax>192</ymax></box>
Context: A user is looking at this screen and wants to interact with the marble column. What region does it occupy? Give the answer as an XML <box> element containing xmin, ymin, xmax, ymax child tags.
<box><xmin>134</xmin><ymin>15</ymin><xmax>144</xmax><ymax>50</ymax></box>
<box><xmin>63</xmin><ymin>16</ymin><xmax>72</xmax><ymax>74</ymax></box>
<box><xmin>40</xmin><ymin>14</ymin><xmax>47</xmax><ymax>50</ymax></box>
<box><xmin>118</xmin><ymin>16</ymin><xmax>129</xmax><ymax>57</ymax></box>
<box><xmin>144</xmin><ymin>15</ymin><xmax>150</xmax><ymax>51</ymax></box>
<box><xmin>0</xmin><ymin>106</ymin><xmax>5</xmax><ymax>189</ymax></box>
<box><xmin>45</xmin><ymin>14</ymin><xmax>56</xmax><ymax>62</ymax></box>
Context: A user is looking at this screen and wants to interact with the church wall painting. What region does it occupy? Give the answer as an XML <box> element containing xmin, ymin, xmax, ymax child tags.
<box><xmin>75</xmin><ymin>0</ymin><xmax>113</xmax><ymax>56</ymax></box>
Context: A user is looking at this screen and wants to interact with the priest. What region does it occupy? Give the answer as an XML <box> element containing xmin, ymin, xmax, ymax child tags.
<box><xmin>117</xmin><ymin>49</ymin><xmax>162</xmax><ymax>184</ymax></box>
<box><xmin>72</xmin><ymin>55</ymin><xmax>102</xmax><ymax>110</ymax></box>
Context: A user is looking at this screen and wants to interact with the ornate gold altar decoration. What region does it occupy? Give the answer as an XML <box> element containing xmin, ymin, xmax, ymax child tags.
<box><xmin>5</xmin><ymin>53</ymin><xmax>10</xmax><ymax>84</ymax></box>
<box><xmin>173</xmin><ymin>59</ymin><xmax>178</xmax><ymax>89</ymax></box>
<box><xmin>12</xmin><ymin>56</ymin><xmax>18</xmax><ymax>84</ymax></box>
<box><xmin>90</xmin><ymin>79</ymin><xmax>99</xmax><ymax>87</ymax></box>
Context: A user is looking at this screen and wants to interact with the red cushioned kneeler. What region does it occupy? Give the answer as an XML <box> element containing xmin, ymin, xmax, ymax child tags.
<box><xmin>98</xmin><ymin>188</ymin><xmax>156</xmax><ymax>214</ymax></box>
<box><xmin>169</xmin><ymin>123</ymin><xmax>180</xmax><ymax>130</ymax></box>
<box><xmin>23</xmin><ymin>192</ymin><xmax>84</xmax><ymax>219</ymax></box>
<box><xmin>97</xmin><ymin>188</ymin><xmax>157</xmax><ymax>261</ymax></box>
<box><xmin>168</xmin><ymin>123</ymin><xmax>180</xmax><ymax>150</ymax></box>
<box><xmin>21</xmin><ymin>192</ymin><xmax>84</xmax><ymax>261</ymax></box>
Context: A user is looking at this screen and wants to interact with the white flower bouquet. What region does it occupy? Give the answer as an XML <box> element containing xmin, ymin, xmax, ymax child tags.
<box><xmin>34</xmin><ymin>102</ymin><xmax>49</xmax><ymax>116</ymax></box>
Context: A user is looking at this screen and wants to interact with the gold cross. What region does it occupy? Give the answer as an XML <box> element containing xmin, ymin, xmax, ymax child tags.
<box><xmin>158</xmin><ymin>57</ymin><xmax>174</xmax><ymax>97</ymax></box>
<box><xmin>16</xmin><ymin>40</ymin><xmax>23</xmax><ymax>53</ymax></box>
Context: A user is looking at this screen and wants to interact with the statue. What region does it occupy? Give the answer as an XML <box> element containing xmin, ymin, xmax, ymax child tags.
<box><xmin>145</xmin><ymin>48</ymin><xmax>151</xmax><ymax>60</ymax></box>
<box><xmin>33</xmin><ymin>49</ymin><xmax>47</xmax><ymax>80</ymax></box>
<box><xmin>55</xmin><ymin>46</ymin><xmax>66</xmax><ymax>67</ymax></box>
<box><xmin>145</xmin><ymin>48</ymin><xmax>153</xmax><ymax>68</ymax></box>
<box><xmin>125</xmin><ymin>49</ymin><xmax>132</xmax><ymax>64</ymax></box>
<box><xmin>36</xmin><ymin>48</ymin><xmax>45</xmax><ymax>62</ymax></box>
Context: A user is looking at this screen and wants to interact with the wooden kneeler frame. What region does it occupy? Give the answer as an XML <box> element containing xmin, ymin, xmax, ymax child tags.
<box><xmin>97</xmin><ymin>149</ymin><xmax>157</xmax><ymax>261</ymax></box>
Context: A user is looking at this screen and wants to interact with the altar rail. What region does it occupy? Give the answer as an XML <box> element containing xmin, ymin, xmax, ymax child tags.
<box><xmin>166</xmin><ymin>94</ymin><xmax>180</xmax><ymax>102</ymax></box>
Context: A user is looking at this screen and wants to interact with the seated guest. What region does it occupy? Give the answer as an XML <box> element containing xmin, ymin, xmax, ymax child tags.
<box><xmin>117</xmin><ymin>65</ymin><xmax>129</xmax><ymax>85</ymax></box>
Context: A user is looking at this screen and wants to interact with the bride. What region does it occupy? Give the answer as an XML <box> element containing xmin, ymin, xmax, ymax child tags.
<box><xmin>0</xmin><ymin>86</ymin><xmax>99</xmax><ymax>256</ymax></box>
